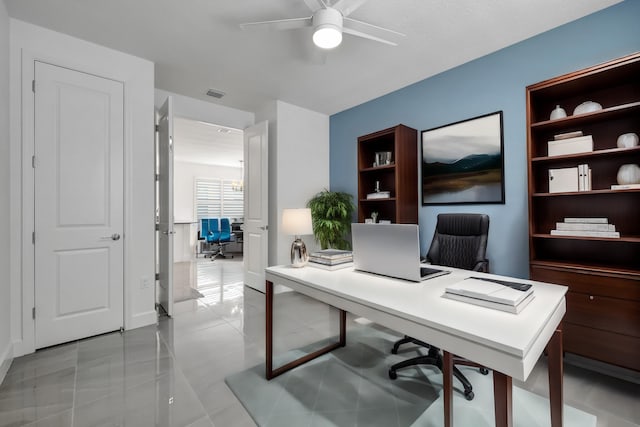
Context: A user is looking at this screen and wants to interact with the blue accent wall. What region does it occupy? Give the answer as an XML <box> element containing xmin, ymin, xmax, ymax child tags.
<box><xmin>329</xmin><ymin>1</ymin><xmax>640</xmax><ymax>278</ymax></box>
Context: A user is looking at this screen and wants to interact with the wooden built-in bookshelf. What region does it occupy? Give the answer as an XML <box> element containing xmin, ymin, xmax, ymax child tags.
<box><xmin>357</xmin><ymin>125</ymin><xmax>418</xmax><ymax>224</ymax></box>
<box><xmin>526</xmin><ymin>53</ymin><xmax>640</xmax><ymax>372</ymax></box>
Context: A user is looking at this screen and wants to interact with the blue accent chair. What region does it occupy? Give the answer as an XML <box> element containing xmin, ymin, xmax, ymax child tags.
<box><xmin>199</xmin><ymin>218</ymin><xmax>221</xmax><ymax>257</ymax></box>
<box><xmin>211</xmin><ymin>218</ymin><xmax>235</xmax><ymax>260</ymax></box>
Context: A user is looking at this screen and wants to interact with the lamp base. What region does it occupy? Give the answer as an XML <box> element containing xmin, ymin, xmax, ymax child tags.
<box><xmin>290</xmin><ymin>237</ymin><xmax>309</xmax><ymax>267</ymax></box>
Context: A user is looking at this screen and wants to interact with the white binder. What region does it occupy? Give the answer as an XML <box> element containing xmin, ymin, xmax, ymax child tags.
<box><xmin>548</xmin><ymin>167</ymin><xmax>579</xmax><ymax>193</ymax></box>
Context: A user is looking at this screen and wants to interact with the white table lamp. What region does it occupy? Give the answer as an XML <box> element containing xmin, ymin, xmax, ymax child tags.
<box><xmin>282</xmin><ymin>208</ymin><xmax>313</xmax><ymax>267</ymax></box>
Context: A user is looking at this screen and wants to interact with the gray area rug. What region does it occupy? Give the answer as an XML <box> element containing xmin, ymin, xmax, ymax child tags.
<box><xmin>226</xmin><ymin>324</ymin><xmax>596</xmax><ymax>427</ymax></box>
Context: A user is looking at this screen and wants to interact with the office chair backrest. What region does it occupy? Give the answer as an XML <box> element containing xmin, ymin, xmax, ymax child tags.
<box><xmin>201</xmin><ymin>218</ymin><xmax>211</xmax><ymax>236</ymax></box>
<box><xmin>219</xmin><ymin>218</ymin><xmax>232</xmax><ymax>241</ymax></box>
<box><xmin>208</xmin><ymin>218</ymin><xmax>221</xmax><ymax>241</ymax></box>
<box><xmin>426</xmin><ymin>213</ymin><xmax>489</xmax><ymax>272</ymax></box>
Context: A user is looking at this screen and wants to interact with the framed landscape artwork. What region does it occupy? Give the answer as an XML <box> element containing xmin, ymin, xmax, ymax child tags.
<box><xmin>422</xmin><ymin>111</ymin><xmax>505</xmax><ymax>205</ymax></box>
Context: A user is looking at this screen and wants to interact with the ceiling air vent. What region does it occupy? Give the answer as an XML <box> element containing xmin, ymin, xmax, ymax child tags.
<box><xmin>206</xmin><ymin>88</ymin><xmax>225</xmax><ymax>99</ymax></box>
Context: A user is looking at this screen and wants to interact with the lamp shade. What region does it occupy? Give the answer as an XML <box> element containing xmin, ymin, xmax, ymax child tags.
<box><xmin>282</xmin><ymin>208</ymin><xmax>313</xmax><ymax>236</ymax></box>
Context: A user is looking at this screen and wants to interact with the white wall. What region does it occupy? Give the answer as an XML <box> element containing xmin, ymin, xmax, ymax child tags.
<box><xmin>9</xmin><ymin>19</ymin><xmax>155</xmax><ymax>356</ymax></box>
<box><xmin>257</xmin><ymin>101</ymin><xmax>330</xmax><ymax>266</ymax></box>
<box><xmin>174</xmin><ymin>161</ymin><xmax>242</xmax><ymax>222</ymax></box>
<box><xmin>0</xmin><ymin>2</ymin><xmax>12</xmax><ymax>383</ymax></box>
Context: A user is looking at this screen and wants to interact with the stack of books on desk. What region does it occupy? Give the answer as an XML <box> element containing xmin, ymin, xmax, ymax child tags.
<box><xmin>443</xmin><ymin>277</ymin><xmax>535</xmax><ymax>314</ymax></box>
<box><xmin>551</xmin><ymin>217</ymin><xmax>620</xmax><ymax>238</ymax></box>
<box><xmin>309</xmin><ymin>249</ymin><xmax>353</xmax><ymax>270</ymax></box>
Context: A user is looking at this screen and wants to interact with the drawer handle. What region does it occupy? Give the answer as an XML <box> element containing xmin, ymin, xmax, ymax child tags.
<box><xmin>589</xmin><ymin>295</ymin><xmax>594</xmax><ymax>301</ymax></box>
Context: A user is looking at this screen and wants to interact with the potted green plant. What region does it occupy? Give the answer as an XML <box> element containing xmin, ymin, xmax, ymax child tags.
<box><xmin>306</xmin><ymin>190</ymin><xmax>355</xmax><ymax>250</ymax></box>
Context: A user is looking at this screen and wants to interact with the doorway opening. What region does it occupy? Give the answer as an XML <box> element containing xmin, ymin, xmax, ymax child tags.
<box><xmin>157</xmin><ymin>116</ymin><xmax>245</xmax><ymax>313</ymax></box>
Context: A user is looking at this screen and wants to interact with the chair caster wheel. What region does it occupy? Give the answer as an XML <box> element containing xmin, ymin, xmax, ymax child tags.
<box><xmin>480</xmin><ymin>368</ymin><xmax>489</xmax><ymax>375</ymax></box>
<box><xmin>388</xmin><ymin>369</ymin><xmax>397</xmax><ymax>380</ymax></box>
<box><xmin>464</xmin><ymin>391</ymin><xmax>474</xmax><ymax>401</ymax></box>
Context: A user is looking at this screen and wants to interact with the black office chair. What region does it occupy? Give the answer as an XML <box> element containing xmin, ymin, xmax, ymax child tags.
<box><xmin>388</xmin><ymin>213</ymin><xmax>490</xmax><ymax>400</ymax></box>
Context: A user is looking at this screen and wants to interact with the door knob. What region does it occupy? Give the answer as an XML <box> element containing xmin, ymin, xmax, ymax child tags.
<box><xmin>101</xmin><ymin>233</ymin><xmax>121</xmax><ymax>241</ymax></box>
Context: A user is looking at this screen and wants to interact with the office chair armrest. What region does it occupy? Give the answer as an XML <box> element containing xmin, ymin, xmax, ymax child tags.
<box><xmin>472</xmin><ymin>259</ymin><xmax>489</xmax><ymax>273</ymax></box>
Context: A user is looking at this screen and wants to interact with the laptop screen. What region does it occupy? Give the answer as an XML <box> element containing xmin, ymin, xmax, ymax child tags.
<box><xmin>351</xmin><ymin>223</ymin><xmax>446</xmax><ymax>282</ymax></box>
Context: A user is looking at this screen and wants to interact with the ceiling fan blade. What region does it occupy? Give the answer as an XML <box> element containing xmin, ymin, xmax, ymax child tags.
<box><xmin>332</xmin><ymin>0</ymin><xmax>368</xmax><ymax>17</ymax></box>
<box><xmin>343</xmin><ymin>17</ymin><xmax>405</xmax><ymax>45</ymax></box>
<box><xmin>302</xmin><ymin>0</ymin><xmax>327</xmax><ymax>12</ymax></box>
<box><xmin>240</xmin><ymin>16</ymin><xmax>312</xmax><ymax>31</ymax></box>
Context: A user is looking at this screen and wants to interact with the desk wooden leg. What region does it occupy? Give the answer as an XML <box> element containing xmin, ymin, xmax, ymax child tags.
<box><xmin>339</xmin><ymin>309</ymin><xmax>346</xmax><ymax>347</ymax></box>
<box><xmin>266</xmin><ymin>280</ymin><xmax>275</xmax><ymax>379</ymax></box>
<box><xmin>493</xmin><ymin>371</ymin><xmax>513</xmax><ymax>427</ymax></box>
<box><xmin>443</xmin><ymin>351</ymin><xmax>453</xmax><ymax>427</ymax></box>
<box><xmin>265</xmin><ymin>280</ymin><xmax>347</xmax><ymax>380</ymax></box>
<box><xmin>547</xmin><ymin>329</ymin><xmax>563</xmax><ymax>427</ymax></box>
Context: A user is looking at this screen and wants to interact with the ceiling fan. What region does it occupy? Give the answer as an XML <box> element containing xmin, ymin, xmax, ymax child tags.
<box><xmin>239</xmin><ymin>0</ymin><xmax>405</xmax><ymax>49</ymax></box>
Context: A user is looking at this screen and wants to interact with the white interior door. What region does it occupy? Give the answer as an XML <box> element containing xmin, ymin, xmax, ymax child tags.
<box><xmin>157</xmin><ymin>97</ymin><xmax>174</xmax><ymax>316</ymax></box>
<box><xmin>34</xmin><ymin>61</ymin><xmax>124</xmax><ymax>348</ymax></box>
<box><xmin>243</xmin><ymin>121</ymin><xmax>269</xmax><ymax>292</ymax></box>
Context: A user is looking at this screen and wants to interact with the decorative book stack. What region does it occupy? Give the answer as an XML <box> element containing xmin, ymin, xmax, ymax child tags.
<box><xmin>611</xmin><ymin>183</ymin><xmax>640</xmax><ymax>190</ymax></box>
<box><xmin>366</xmin><ymin>191</ymin><xmax>391</xmax><ymax>199</ymax></box>
<box><xmin>309</xmin><ymin>249</ymin><xmax>353</xmax><ymax>270</ymax></box>
<box><xmin>443</xmin><ymin>277</ymin><xmax>535</xmax><ymax>314</ymax></box>
<box><xmin>550</xmin><ymin>217</ymin><xmax>620</xmax><ymax>238</ymax></box>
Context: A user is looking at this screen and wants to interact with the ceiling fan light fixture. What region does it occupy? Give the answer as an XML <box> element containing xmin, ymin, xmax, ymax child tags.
<box><xmin>312</xmin><ymin>7</ymin><xmax>343</xmax><ymax>49</ymax></box>
<box><xmin>313</xmin><ymin>25</ymin><xmax>342</xmax><ymax>49</ymax></box>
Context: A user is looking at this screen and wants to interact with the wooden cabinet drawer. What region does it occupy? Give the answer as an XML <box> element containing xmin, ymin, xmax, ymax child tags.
<box><xmin>564</xmin><ymin>322</ymin><xmax>640</xmax><ymax>371</ymax></box>
<box><xmin>565</xmin><ymin>292</ymin><xmax>640</xmax><ymax>337</ymax></box>
<box><xmin>531</xmin><ymin>265</ymin><xmax>640</xmax><ymax>301</ymax></box>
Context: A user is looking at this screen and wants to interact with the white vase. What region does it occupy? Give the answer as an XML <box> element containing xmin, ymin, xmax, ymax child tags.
<box><xmin>617</xmin><ymin>133</ymin><xmax>639</xmax><ymax>149</ymax></box>
<box><xmin>616</xmin><ymin>164</ymin><xmax>640</xmax><ymax>185</ymax></box>
<box><xmin>550</xmin><ymin>105</ymin><xmax>566</xmax><ymax>120</ymax></box>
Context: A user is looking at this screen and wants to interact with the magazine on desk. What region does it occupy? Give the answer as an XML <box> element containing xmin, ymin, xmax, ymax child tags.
<box><xmin>443</xmin><ymin>277</ymin><xmax>535</xmax><ymax>314</ymax></box>
<box><xmin>443</xmin><ymin>291</ymin><xmax>534</xmax><ymax>314</ymax></box>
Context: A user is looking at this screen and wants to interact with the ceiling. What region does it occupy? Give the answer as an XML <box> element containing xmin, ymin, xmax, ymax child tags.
<box><xmin>173</xmin><ymin>117</ymin><xmax>243</xmax><ymax>167</ymax></box>
<box><xmin>3</xmin><ymin>0</ymin><xmax>622</xmax><ymax>117</ymax></box>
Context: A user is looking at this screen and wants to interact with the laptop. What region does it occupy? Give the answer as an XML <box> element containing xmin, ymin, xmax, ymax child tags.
<box><xmin>351</xmin><ymin>223</ymin><xmax>450</xmax><ymax>282</ymax></box>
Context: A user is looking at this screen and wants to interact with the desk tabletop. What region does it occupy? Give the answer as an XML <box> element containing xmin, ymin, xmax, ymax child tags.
<box><xmin>265</xmin><ymin>265</ymin><xmax>567</xmax><ymax>381</ymax></box>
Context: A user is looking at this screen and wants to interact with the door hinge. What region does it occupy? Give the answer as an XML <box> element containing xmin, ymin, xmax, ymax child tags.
<box><xmin>155</xmin><ymin>124</ymin><xmax>159</xmax><ymax>132</ymax></box>
<box><xmin>155</xmin><ymin>173</ymin><xmax>159</xmax><ymax>182</ymax></box>
<box><xmin>32</xmin><ymin>155</ymin><xmax>36</xmax><ymax>168</ymax></box>
<box><xmin>32</xmin><ymin>307</ymin><xmax>36</xmax><ymax>319</ymax></box>
<box><xmin>32</xmin><ymin>80</ymin><xmax>35</xmax><ymax>93</ymax></box>
<box><xmin>155</xmin><ymin>273</ymin><xmax>160</xmax><ymax>281</ymax></box>
<box><xmin>32</xmin><ymin>231</ymin><xmax>35</xmax><ymax>244</ymax></box>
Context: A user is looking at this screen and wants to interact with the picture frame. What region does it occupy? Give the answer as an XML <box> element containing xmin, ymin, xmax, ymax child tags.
<box><xmin>421</xmin><ymin>111</ymin><xmax>505</xmax><ymax>205</ymax></box>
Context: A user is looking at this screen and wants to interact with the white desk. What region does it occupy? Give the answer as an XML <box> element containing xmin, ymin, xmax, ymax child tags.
<box><xmin>265</xmin><ymin>265</ymin><xmax>568</xmax><ymax>427</ymax></box>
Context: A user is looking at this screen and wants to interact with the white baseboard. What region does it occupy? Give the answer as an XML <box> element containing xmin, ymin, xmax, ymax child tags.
<box><xmin>127</xmin><ymin>310</ymin><xmax>158</xmax><ymax>330</ymax></box>
<box><xmin>0</xmin><ymin>341</ymin><xmax>14</xmax><ymax>386</ymax></box>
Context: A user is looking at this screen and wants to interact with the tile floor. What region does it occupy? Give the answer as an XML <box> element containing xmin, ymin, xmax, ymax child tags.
<box><xmin>0</xmin><ymin>257</ymin><xmax>639</xmax><ymax>427</ymax></box>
